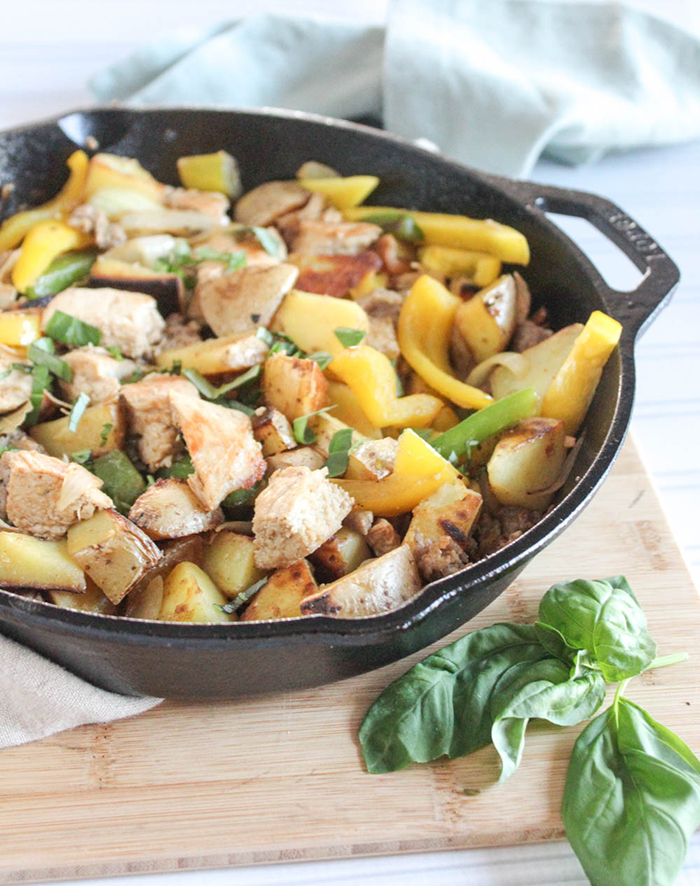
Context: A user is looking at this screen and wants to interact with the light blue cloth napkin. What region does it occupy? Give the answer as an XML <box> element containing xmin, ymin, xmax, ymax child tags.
<box><xmin>92</xmin><ymin>0</ymin><xmax>700</xmax><ymax>178</ymax></box>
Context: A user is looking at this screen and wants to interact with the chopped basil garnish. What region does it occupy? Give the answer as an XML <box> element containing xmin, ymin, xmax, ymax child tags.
<box><xmin>292</xmin><ymin>405</ymin><xmax>336</xmax><ymax>445</ymax></box>
<box><xmin>70</xmin><ymin>449</ymin><xmax>92</xmax><ymax>465</ymax></box>
<box><xmin>25</xmin><ymin>365</ymin><xmax>50</xmax><ymax>426</ymax></box>
<box><xmin>334</xmin><ymin>327</ymin><xmax>366</xmax><ymax>348</ymax></box>
<box><xmin>216</xmin><ymin>576</ymin><xmax>268</xmax><ymax>614</ymax></box>
<box><xmin>106</xmin><ymin>346</ymin><xmax>123</xmax><ymax>361</ymax></box>
<box><xmin>325</xmin><ymin>427</ymin><xmax>354</xmax><ymax>478</ymax></box>
<box><xmin>67</xmin><ymin>392</ymin><xmax>90</xmax><ymax>432</ymax></box>
<box><xmin>222</xmin><ymin>481</ymin><xmax>261</xmax><ymax>509</ymax></box>
<box><xmin>28</xmin><ymin>338</ymin><xmax>73</xmax><ymax>383</ymax></box>
<box><xmin>45</xmin><ymin>310</ymin><xmax>101</xmax><ymax>347</ymax></box>
<box><xmin>183</xmin><ymin>365</ymin><xmax>261</xmax><ymax>402</ymax></box>
<box><xmin>307</xmin><ymin>351</ymin><xmax>334</xmax><ymax>370</ymax></box>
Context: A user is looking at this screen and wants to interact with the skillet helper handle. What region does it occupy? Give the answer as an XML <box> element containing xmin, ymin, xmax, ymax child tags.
<box><xmin>501</xmin><ymin>180</ymin><xmax>680</xmax><ymax>341</ymax></box>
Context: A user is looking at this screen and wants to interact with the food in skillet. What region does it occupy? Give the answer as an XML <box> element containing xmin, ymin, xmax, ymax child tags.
<box><xmin>0</xmin><ymin>149</ymin><xmax>621</xmax><ymax>622</ymax></box>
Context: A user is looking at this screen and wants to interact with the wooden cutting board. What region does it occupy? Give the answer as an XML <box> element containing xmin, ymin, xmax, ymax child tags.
<box><xmin>1</xmin><ymin>438</ymin><xmax>699</xmax><ymax>884</ymax></box>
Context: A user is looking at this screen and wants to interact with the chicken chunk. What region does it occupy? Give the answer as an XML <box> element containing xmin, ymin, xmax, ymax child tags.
<box><xmin>170</xmin><ymin>391</ymin><xmax>266</xmax><ymax>511</ymax></box>
<box><xmin>511</xmin><ymin>320</ymin><xmax>553</xmax><ymax>353</ymax></box>
<box><xmin>197</xmin><ymin>263</ymin><xmax>298</xmax><ymax>336</ymax></box>
<box><xmin>120</xmin><ymin>374</ymin><xmax>199</xmax><ymax>471</ymax></box>
<box><xmin>265</xmin><ymin>446</ymin><xmax>326</xmax><ymax>473</ymax></box>
<box><xmin>300</xmin><ymin>545</ymin><xmax>422</xmax><ymax>618</ymax></box>
<box><xmin>163</xmin><ymin>186</ymin><xmax>230</xmax><ymax>220</ymax></box>
<box><xmin>59</xmin><ymin>345</ymin><xmax>138</xmax><ymax>404</ymax></box>
<box><xmin>288</xmin><ymin>220</ymin><xmax>382</xmax><ymax>256</ymax></box>
<box><xmin>262</xmin><ymin>352</ymin><xmax>328</xmax><ymax>421</ymax></box>
<box><xmin>42</xmin><ymin>288</ymin><xmax>165</xmax><ymax>359</ymax></box>
<box><xmin>275</xmin><ymin>192</ymin><xmax>343</xmax><ymax>245</ymax></box>
<box><xmin>234</xmin><ymin>180</ymin><xmax>311</xmax><ymax>227</ymax></box>
<box><xmin>0</xmin><ymin>450</ymin><xmax>112</xmax><ymax>540</ymax></box>
<box><xmin>288</xmin><ymin>251</ymin><xmax>383</xmax><ymax>299</ymax></box>
<box><xmin>0</xmin><ymin>346</ymin><xmax>31</xmax><ymax>414</ymax></box>
<box><xmin>128</xmin><ymin>478</ymin><xmax>223</xmax><ymax>540</ymax></box>
<box><xmin>252</xmin><ymin>466</ymin><xmax>354</xmax><ymax>570</ymax></box>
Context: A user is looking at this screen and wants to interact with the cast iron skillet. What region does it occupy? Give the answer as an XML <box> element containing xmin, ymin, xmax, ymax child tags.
<box><xmin>0</xmin><ymin>107</ymin><xmax>679</xmax><ymax>698</ymax></box>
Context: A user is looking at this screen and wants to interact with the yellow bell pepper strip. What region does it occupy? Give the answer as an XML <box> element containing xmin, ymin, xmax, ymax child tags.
<box><xmin>398</xmin><ymin>275</ymin><xmax>493</xmax><ymax>411</ymax></box>
<box><xmin>299</xmin><ymin>175</ymin><xmax>379</xmax><ymax>210</ymax></box>
<box><xmin>430</xmin><ymin>388</ymin><xmax>539</xmax><ymax>463</ymax></box>
<box><xmin>0</xmin><ymin>150</ymin><xmax>88</xmax><ymax>252</ymax></box>
<box><xmin>334</xmin><ymin>429</ymin><xmax>458</xmax><ymax>516</ymax></box>
<box><xmin>541</xmin><ymin>310</ymin><xmax>622</xmax><ymax>435</ymax></box>
<box><xmin>11</xmin><ymin>220</ymin><xmax>92</xmax><ymax>293</ymax></box>
<box><xmin>326</xmin><ymin>381</ymin><xmax>382</xmax><ymax>439</ymax></box>
<box><xmin>345</xmin><ymin>206</ymin><xmax>530</xmax><ymax>265</ymax></box>
<box><xmin>328</xmin><ymin>345</ymin><xmax>443</xmax><ymax>429</ymax></box>
<box><xmin>418</xmin><ymin>245</ymin><xmax>502</xmax><ymax>287</ymax></box>
<box><xmin>176</xmin><ymin>151</ymin><xmax>241</xmax><ymax>197</ymax></box>
<box><xmin>0</xmin><ymin>311</ymin><xmax>42</xmax><ymax>348</ymax></box>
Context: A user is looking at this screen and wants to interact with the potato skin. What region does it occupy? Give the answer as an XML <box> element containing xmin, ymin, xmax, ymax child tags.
<box><xmin>487</xmin><ymin>417</ymin><xmax>567</xmax><ymax>511</ymax></box>
<box><xmin>240</xmin><ymin>560</ymin><xmax>317</xmax><ymax>621</ymax></box>
<box><xmin>67</xmin><ymin>509</ymin><xmax>162</xmax><ymax>604</ymax></box>
<box><xmin>262</xmin><ymin>352</ymin><xmax>328</xmax><ymax>421</ymax></box>
<box><xmin>300</xmin><ymin>545</ymin><xmax>421</xmax><ymax>618</ymax></box>
<box><xmin>309</xmin><ymin>527</ymin><xmax>372</xmax><ymax>582</ymax></box>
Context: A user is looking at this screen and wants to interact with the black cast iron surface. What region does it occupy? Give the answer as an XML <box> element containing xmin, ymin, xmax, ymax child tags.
<box><xmin>0</xmin><ymin>107</ymin><xmax>680</xmax><ymax>698</ymax></box>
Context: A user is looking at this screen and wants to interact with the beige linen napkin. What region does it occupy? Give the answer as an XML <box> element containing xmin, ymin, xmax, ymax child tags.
<box><xmin>0</xmin><ymin>633</ymin><xmax>161</xmax><ymax>749</ymax></box>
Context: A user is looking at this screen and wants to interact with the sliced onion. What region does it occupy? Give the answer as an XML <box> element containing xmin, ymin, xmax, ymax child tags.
<box><xmin>466</xmin><ymin>352</ymin><xmax>529</xmax><ymax>389</ymax></box>
<box><xmin>0</xmin><ymin>402</ymin><xmax>30</xmax><ymax>434</ymax></box>
<box><xmin>0</xmin><ymin>516</ymin><xmax>23</xmax><ymax>533</ymax></box>
<box><xmin>57</xmin><ymin>464</ymin><xmax>101</xmax><ymax>511</ymax></box>
<box><xmin>215</xmin><ymin>520</ymin><xmax>254</xmax><ymax>535</ymax></box>
<box><xmin>527</xmin><ymin>434</ymin><xmax>585</xmax><ymax>499</ymax></box>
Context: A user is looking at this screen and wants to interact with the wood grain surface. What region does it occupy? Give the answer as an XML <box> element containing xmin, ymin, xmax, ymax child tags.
<box><xmin>1</xmin><ymin>439</ymin><xmax>698</xmax><ymax>884</ymax></box>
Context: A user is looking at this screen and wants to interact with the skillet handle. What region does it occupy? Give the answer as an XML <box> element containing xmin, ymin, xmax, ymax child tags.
<box><xmin>493</xmin><ymin>179</ymin><xmax>680</xmax><ymax>340</ymax></box>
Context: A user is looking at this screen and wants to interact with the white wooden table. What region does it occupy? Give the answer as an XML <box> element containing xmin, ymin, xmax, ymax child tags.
<box><xmin>2</xmin><ymin>2</ymin><xmax>699</xmax><ymax>883</ymax></box>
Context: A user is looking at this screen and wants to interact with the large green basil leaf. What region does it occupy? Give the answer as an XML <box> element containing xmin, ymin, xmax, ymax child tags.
<box><xmin>563</xmin><ymin>697</ymin><xmax>700</xmax><ymax>886</ymax></box>
<box><xmin>538</xmin><ymin>575</ymin><xmax>656</xmax><ymax>681</ymax></box>
<box><xmin>359</xmin><ymin>623</ymin><xmax>550</xmax><ymax>773</ymax></box>
<box><xmin>490</xmin><ymin>659</ymin><xmax>606</xmax><ymax>783</ymax></box>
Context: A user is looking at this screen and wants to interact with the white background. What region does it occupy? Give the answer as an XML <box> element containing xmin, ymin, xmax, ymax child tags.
<box><xmin>1</xmin><ymin>1</ymin><xmax>700</xmax><ymax>883</ymax></box>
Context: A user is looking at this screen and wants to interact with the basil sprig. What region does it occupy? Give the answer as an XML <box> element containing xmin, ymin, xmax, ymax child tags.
<box><xmin>45</xmin><ymin>310</ymin><xmax>101</xmax><ymax>347</ymax></box>
<box><xmin>359</xmin><ymin>575</ymin><xmax>697</xmax><ymax>885</ymax></box>
<box><xmin>563</xmin><ymin>692</ymin><xmax>700</xmax><ymax>886</ymax></box>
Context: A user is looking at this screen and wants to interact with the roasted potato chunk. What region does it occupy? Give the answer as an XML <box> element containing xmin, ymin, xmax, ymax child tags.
<box><xmin>129</xmin><ymin>479</ymin><xmax>223</xmax><ymax>540</ymax></box>
<box><xmin>309</xmin><ymin>412</ymin><xmax>365</xmax><ymax>459</ymax></box>
<box><xmin>29</xmin><ymin>401</ymin><xmax>125</xmax><ymax>459</ymax></box>
<box><xmin>156</xmin><ymin>331</ymin><xmax>269</xmax><ymax>375</ymax></box>
<box><xmin>404</xmin><ymin>482</ymin><xmax>483</xmax><ymax>582</ymax></box>
<box><xmin>202</xmin><ymin>531</ymin><xmax>266</xmax><ymax>599</ymax></box>
<box><xmin>67</xmin><ymin>510</ymin><xmax>162</xmax><ymax>605</ymax></box>
<box><xmin>487</xmin><ymin>417</ymin><xmax>567</xmax><ymax>511</ymax></box>
<box><xmin>198</xmin><ymin>263</ymin><xmax>299</xmax><ymax>336</ymax></box>
<box><xmin>47</xmin><ymin>581</ymin><xmax>118</xmax><ymax>615</ymax></box>
<box><xmin>159</xmin><ymin>561</ymin><xmax>233</xmax><ymax>623</ymax></box>
<box><xmin>346</xmin><ymin>437</ymin><xmax>398</xmax><ymax>481</ymax></box>
<box><xmin>262</xmin><ymin>352</ymin><xmax>328</xmax><ymax>421</ymax></box>
<box><xmin>300</xmin><ymin>545</ymin><xmax>421</xmax><ymax>618</ymax></box>
<box><xmin>272</xmin><ymin>289</ymin><xmax>369</xmax><ymax>356</ymax></box>
<box><xmin>266</xmin><ymin>447</ymin><xmax>325</xmax><ymax>473</ymax></box>
<box><xmin>309</xmin><ymin>526</ymin><xmax>371</xmax><ymax>582</ymax></box>
<box><xmin>0</xmin><ymin>532</ymin><xmax>85</xmax><ymax>592</ymax></box>
<box><xmin>240</xmin><ymin>559</ymin><xmax>317</xmax><ymax>621</ymax></box>
<box><xmin>252</xmin><ymin>407</ymin><xmax>296</xmax><ymax>456</ymax></box>
<box><xmin>125</xmin><ymin>535</ymin><xmax>204</xmax><ymax>619</ymax></box>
